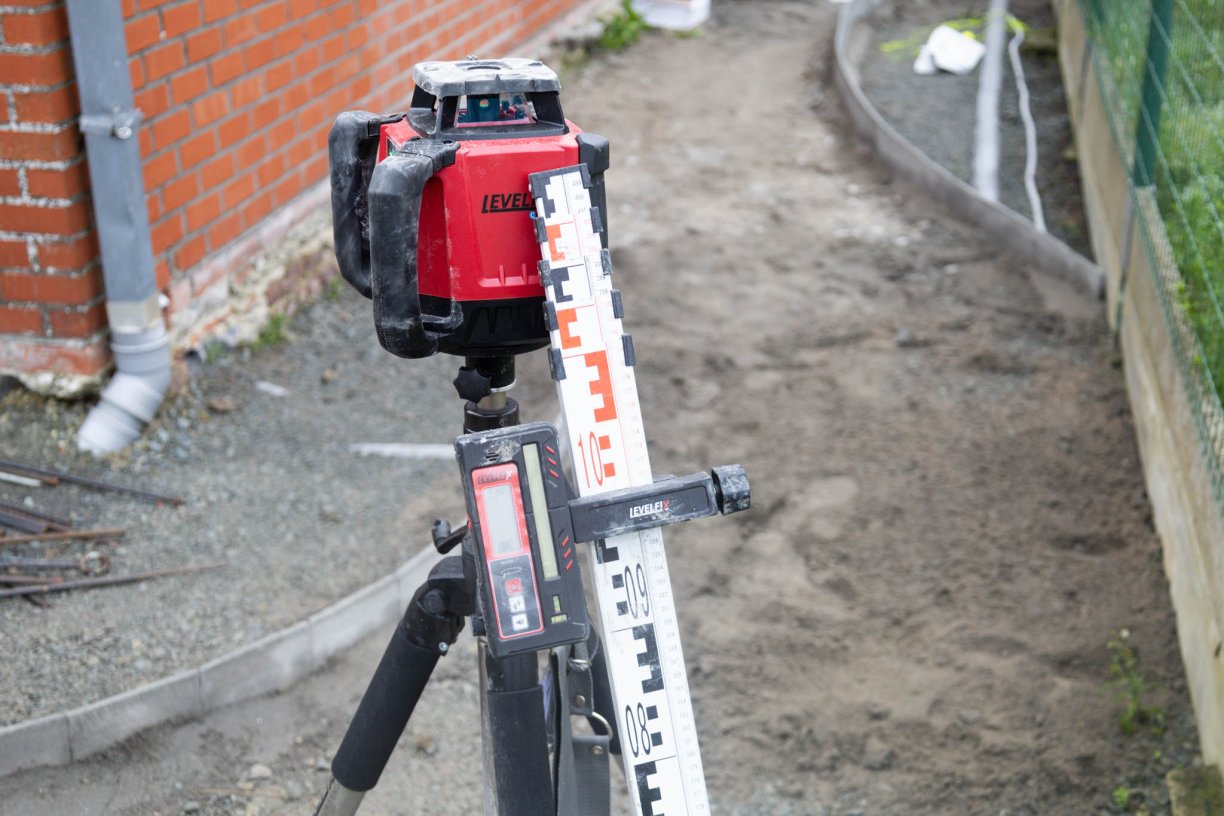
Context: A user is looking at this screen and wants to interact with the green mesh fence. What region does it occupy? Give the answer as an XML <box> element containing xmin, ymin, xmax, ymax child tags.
<box><xmin>1080</xmin><ymin>0</ymin><xmax>1224</xmax><ymax>495</ymax></box>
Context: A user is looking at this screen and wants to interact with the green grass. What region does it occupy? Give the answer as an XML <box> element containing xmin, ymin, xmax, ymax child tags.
<box><xmin>251</xmin><ymin>312</ymin><xmax>290</xmax><ymax>351</ymax></box>
<box><xmin>200</xmin><ymin>340</ymin><xmax>226</xmax><ymax>363</ymax></box>
<box><xmin>324</xmin><ymin>276</ymin><xmax>344</xmax><ymax>302</ymax></box>
<box><xmin>1105</xmin><ymin>630</ymin><xmax>1166</xmax><ymax>738</ymax></box>
<box><xmin>1087</xmin><ymin>0</ymin><xmax>1224</xmax><ymax>405</ymax></box>
<box><xmin>598</xmin><ymin>0</ymin><xmax>649</xmax><ymax>51</ymax></box>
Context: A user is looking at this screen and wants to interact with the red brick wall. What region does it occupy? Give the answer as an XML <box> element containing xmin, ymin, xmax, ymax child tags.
<box><xmin>0</xmin><ymin>0</ymin><xmax>102</xmax><ymax>379</ymax></box>
<box><xmin>0</xmin><ymin>0</ymin><xmax>582</xmax><ymax>383</ymax></box>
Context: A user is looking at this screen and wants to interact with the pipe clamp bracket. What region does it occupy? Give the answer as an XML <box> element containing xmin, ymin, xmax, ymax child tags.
<box><xmin>80</xmin><ymin>108</ymin><xmax>143</xmax><ymax>140</ymax></box>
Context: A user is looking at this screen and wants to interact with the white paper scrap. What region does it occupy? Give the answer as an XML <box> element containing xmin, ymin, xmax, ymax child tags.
<box><xmin>921</xmin><ymin>25</ymin><xmax>986</xmax><ymax>75</ymax></box>
<box><xmin>347</xmin><ymin>443</ymin><xmax>454</xmax><ymax>460</ymax></box>
<box><xmin>254</xmin><ymin>380</ymin><xmax>290</xmax><ymax>397</ymax></box>
<box><xmin>913</xmin><ymin>44</ymin><xmax>937</xmax><ymax>75</ymax></box>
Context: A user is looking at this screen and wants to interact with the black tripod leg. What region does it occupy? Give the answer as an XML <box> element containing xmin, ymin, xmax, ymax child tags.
<box><xmin>316</xmin><ymin>557</ymin><xmax>469</xmax><ymax>815</ymax></box>
<box><xmin>484</xmin><ymin>651</ymin><xmax>557</xmax><ymax>815</ymax></box>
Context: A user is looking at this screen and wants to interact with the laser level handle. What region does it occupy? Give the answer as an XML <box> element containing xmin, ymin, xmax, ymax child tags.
<box><xmin>367</xmin><ymin>141</ymin><xmax>458</xmax><ymax>359</ymax></box>
<box><xmin>328</xmin><ymin>110</ymin><xmax>398</xmax><ymax>299</ymax></box>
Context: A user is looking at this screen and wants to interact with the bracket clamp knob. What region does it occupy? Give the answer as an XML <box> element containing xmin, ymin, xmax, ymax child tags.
<box><xmin>711</xmin><ymin>465</ymin><xmax>751</xmax><ymax>514</ymax></box>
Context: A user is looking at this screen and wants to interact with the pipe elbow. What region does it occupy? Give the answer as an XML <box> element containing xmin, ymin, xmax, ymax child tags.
<box><xmin>77</xmin><ymin>324</ymin><xmax>172</xmax><ymax>455</ymax></box>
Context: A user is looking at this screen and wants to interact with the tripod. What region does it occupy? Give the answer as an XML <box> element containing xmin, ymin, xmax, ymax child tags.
<box><xmin>313</xmin><ymin>353</ymin><xmax>747</xmax><ymax>815</ymax></box>
<box><xmin>313</xmin><ymin>356</ymin><xmax>598</xmax><ymax>816</ymax></box>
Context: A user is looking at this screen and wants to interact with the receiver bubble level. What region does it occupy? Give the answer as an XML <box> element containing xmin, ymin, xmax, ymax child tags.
<box><xmin>523</xmin><ymin>444</ymin><xmax>559</xmax><ymax>580</ymax></box>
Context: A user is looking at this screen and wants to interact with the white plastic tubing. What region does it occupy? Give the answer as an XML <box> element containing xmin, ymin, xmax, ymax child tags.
<box><xmin>974</xmin><ymin>0</ymin><xmax>1047</xmax><ymax>230</ymax></box>
<box><xmin>973</xmin><ymin>0</ymin><xmax>1009</xmax><ymax>201</ymax></box>
<box><xmin>1008</xmin><ymin>25</ymin><xmax>1048</xmax><ymax>232</ymax></box>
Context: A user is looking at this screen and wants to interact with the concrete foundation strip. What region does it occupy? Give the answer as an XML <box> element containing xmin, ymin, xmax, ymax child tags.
<box><xmin>833</xmin><ymin>0</ymin><xmax>1106</xmax><ymax>298</ymax></box>
<box><xmin>0</xmin><ymin>547</ymin><xmax>442</xmax><ymax>780</ymax></box>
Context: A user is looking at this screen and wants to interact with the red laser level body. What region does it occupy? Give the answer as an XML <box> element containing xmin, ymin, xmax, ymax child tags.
<box><xmin>328</xmin><ymin>58</ymin><xmax>609</xmax><ymax>359</ymax></box>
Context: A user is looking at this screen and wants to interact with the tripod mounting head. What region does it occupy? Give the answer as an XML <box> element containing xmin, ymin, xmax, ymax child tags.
<box><xmin>328</xmin><ymin>58</ymin><xmax>610</xmax><ymax>361</ymax></box>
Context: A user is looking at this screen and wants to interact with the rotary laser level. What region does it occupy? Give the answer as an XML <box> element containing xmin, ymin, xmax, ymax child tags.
<box><xmin>328</xmin><ymin>58</ymin><xmax>609</xmax><ymax>360</ymax></box>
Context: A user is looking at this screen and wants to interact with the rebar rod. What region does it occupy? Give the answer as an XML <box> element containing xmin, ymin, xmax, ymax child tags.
<box><xmin>0</xmin><ymin>563</ymin><xmax>225</xmax><ymax>599</ymax></box>
<box><xmin>0</xmin><ymin>502</ymin><xmax>73</xmax><ymax>529</ymax></box>
<box><xmin>0</xmin><ymin>510</ymin><xmax>49</xmax><ymax>534</ymax></box>
<box><xmin>0</xmin><ymin>460</ymin><xmax>183</xmax><ymax>505</ymax></box>
<box><xmin>0</xmin><ymin>529</ymin><xmax>126</xmax><ymax>545</ymax></box>
<box><xmin>0</xmin><ymin>574</ymin><xmax>63</xmax><ymax>586</ymax></box>
<box><xmin>0</xmin><ymin>463</ymin><xmax>59</xmax><ymax>485</ymax></box>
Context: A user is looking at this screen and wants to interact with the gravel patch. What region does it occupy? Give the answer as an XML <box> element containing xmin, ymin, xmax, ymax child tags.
<box><xmin>0</xmin><ymin>278</ymin><xmax>559</xmax><ymax>726</ymax></box>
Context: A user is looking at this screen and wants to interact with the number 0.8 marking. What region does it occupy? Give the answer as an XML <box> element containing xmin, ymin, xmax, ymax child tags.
<box><xmin>623</xmin><ymin>702</ymin><xmax>653</xmax><ymax>759</ymax></box>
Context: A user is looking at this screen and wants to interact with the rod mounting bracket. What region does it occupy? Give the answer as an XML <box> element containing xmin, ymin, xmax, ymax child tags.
<box><xmin>79</xmin><ymin>108</ymin><xmax>143</xmax><ymax>140</ymax></box>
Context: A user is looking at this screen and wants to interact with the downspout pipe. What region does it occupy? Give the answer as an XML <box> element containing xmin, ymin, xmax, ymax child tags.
<box><xmin>64</xmin><ymin>0</ymin><xmax>172</xmax><ymax>454</ymax></box>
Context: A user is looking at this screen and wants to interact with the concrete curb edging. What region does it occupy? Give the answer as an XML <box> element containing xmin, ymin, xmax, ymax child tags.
<box><xmin>832</xmin><ymin>0</ymin><xmax>1106</xmax><ymax>299</ymax></box>
<box><xmin>0</xmin><ymin>547</ymin><xmax>442</xmax><ymax>780</ymax></box>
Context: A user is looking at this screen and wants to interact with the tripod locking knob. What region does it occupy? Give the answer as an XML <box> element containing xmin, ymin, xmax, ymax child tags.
<box><xmin>453</xmin><ymin>366</ymin><xmax>493</xmax><ymax>402</ymax></box>
<box><xmin>431</xmin><ymin>518</ymin><xmax>467</xmax><ymax>554</ymax></box>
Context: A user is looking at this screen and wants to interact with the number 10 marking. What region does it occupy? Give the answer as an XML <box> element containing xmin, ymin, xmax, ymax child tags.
<box><xmin>576</xmin><ymin>431</ymin><xmax>616</xmax><ymax>488</ymax></box>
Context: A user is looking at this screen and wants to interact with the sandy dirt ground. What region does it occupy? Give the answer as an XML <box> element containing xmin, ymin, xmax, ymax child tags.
<box><xmin>0</xmin><ymin>1</ymin><xmax>1200</xmax><ymax>814</ymax></box>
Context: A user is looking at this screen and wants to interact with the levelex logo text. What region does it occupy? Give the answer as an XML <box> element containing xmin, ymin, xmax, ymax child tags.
<box><xmin>482</xmin><ymin>192</ymin><xmax>533</xmax><ymax>213</ymax></box>
<box><xmin>629</xmin><ymin>499</ymin><xmax>669</xmax><ymax>519</ymax></box>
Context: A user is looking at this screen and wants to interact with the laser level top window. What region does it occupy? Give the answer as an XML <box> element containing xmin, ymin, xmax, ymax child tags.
<box><xmin>456</xmin><ymin>94</ymin><xmax>535</xmax><ymax>127</ymax></box>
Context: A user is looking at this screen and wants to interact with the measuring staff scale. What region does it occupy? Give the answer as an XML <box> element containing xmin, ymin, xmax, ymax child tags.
<box><xmin>315</xmin><ymin>58</ymin><xmax>750</xmax><ymax>816</ymax></box>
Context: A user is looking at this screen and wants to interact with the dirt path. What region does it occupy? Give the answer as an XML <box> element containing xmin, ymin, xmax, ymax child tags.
<box><xmin>0</xmin><ymin>2</ymin><xmax>1197</xmax><ymax>814</ymax></box>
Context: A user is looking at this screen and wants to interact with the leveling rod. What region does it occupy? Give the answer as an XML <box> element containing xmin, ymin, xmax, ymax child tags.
<box><xmin>532</xmin><ymin>165</ymin><xmax>738</xmax><ymax>815</ymax></box>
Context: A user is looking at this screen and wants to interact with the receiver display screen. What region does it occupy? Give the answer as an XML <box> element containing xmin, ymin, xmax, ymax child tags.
<box><xmin>483</xmin><ymin>483</ymin><xmax>522</xmax><ymax>557</ymax></box>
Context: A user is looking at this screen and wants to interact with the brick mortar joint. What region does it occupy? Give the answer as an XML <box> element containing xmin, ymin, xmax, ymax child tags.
<box><xmin>0</xmin><ymin>195</ymin><xmax>83</xmax><ymax>208</ymax></box>
<box><xmin>1</xmin><ymin>193</ymin><xmax>85</xmax><ymax>207</ymax></box>
<box><xmin>4</xmin><ymin>78</ymin><xmax>75</xmax><ymax>92</ymax></box>
<box><xmin>0</xmin><ymin>227</ymin><xmax>89</xmax><ymax>241</ymax></box>
<box><xmin>0</xmin><ymin>82</ymin><xmax>76</xmax><ymax>93</ymax></box>
<box><xmin>0</xmin><ymin>5</ymin><xmax>66</xmax><ymax>14</ymax></box>
<box><xmin>0</xmin><ymin>42</ymin><xmax>68</xmax><ymax>56</ymax></box>
<box><xmin>0</xmin><ymin>121</ymin><xmax>74</xmax><ymax>133</ymax></box>
<box><xmin>1</xmin><ymin>260</ymin><xmax>98</xmax><ymax>274</ymax></box>
<box><xmin>0</xmin><ymin>158</ymin><xmax>79</xmax><ymax>171</ymax></box>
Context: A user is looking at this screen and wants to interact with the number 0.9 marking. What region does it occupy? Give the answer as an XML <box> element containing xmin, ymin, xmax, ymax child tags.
<box><xmin>623</xmin><ymin>564</ymin><xmax>650</xmax><ymax>619</ymax></box>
